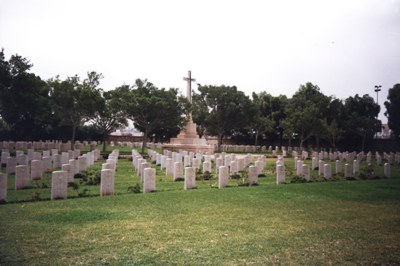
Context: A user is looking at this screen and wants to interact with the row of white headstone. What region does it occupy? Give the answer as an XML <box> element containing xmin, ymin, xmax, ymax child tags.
<box><xmin>132</xmin><ymin>149</ymin><xmax>267</xmax><ymax>191</ymax></box>
<box><xmin>0</xmin><ymin>149</ymin><xmax>102</xmax><ymax>202</ymax></box>
<box><xmin>100</xmin><ymin>150</ymin><xmax>119</xmax><ymax>196</ymax></box>
<box><xmin>292</xmin><ymin>150</ymin><xmax>400</xmax><ymax>166</ymax></box>
<box><xmin>0</xmin><ymin>140</ymin><xmax>98</xmax><ymax>152</ymax></box>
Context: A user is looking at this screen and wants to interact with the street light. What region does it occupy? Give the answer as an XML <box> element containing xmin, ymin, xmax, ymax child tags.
<box><xmin>374</xmin><ymin>85</ymin><xmax>382</xmax><ymax>104</ymax></box>
<box><xmin>374</xmin><ymin>85</ymin><xmax>382</xmax><ymax>139</ymax></box>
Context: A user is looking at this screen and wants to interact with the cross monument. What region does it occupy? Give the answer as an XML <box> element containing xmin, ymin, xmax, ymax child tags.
<box><xmin>183</xmin><ymin>70</ymin><xmax>196</xmax><ymax>103</ymax></box>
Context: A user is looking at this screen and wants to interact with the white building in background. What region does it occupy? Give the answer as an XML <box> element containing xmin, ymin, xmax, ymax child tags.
<box><xmin>110</xmin><ymin>127</ymin><xmax>143</xmax><ymax>137</ymax></box>
<box><xmin>379</xmin><ymin>124</ymin><xmax>391</xmax><ymax>139</ymax></box>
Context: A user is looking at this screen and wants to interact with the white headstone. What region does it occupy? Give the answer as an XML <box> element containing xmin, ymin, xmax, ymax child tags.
<box><xmin>0</xmin><ymin>173</ymin><xmax>7</xmax><ymax>202</ymax></box>
<box><xmin>173</xmin><ymin>161</ymin><xmax>183</xmax><ymax>181</ymax></box>
<box><xmin>353</xmin><ymin>160</ymin><xmax>359</xmax><ymax>175</ymax></box>
<box><xmin>166</xmin><ymin>158</ymin><xmax>173</xmax><ymax>176</ymax></box>
<box><xmin>51</xmin><ymin>170</ymin><xmax>68</xmax><ymax>200</ymax></box>
<box><xmin>7</xmin><ymin>157</ymin><xmax>17</xmax><ymax>174</ymax></box>
<box><xmin>78</xmin><ymin>156</ymin><xmax>87</xmax><ymax>172</ymax></box>
<box><xmin>344</xmin><ymin>163</ymin><xmax>352</xmax><ymax>178</ymax></box>
<box><xmin>318</xmin><ymin>160</ymin><xmax>324</xmax><ymax>177</ymax></box>
<box><xmin>276</xmin><ymin>164</ymin><xmax>285</xmax><ymax>184</ymax></box>
<box><xmin>215</xmin><ymin>158</ymin><xmax>223</xmax><ymax>173</ymax></box>
<box><xmin>230</xmin><ymin>160</ymin><xmax>238</xmax><ymax>175</ymax></box>
<box><xmin>324</xmin><ymin>164</ymin><xmax>332</xmax><ymax>180</ymax></box>
<box><xmin>184</xmin><ymin>167</ymin><xmax>196</xmax><ymax>190</ymax></box>
<box><xmin>302</xmin><ymin>164</ymin><xmax>310</xmax><ymax>181</ymax></box>
<box><xmin>248</xmin><ymin>165</ymin><xmax>258</xmax><ymax>185</ymax></box>
<box><xmin>218</xmin><ymin>166</ymin><xmax>229</xmax><ymax>188</ymax></box>
<box><xmin>143</xmin><ymin>168</ymin><xmax>156</xmax><ymax>193</ymax></box>
<box><xmin>100</xmin><ymin>169</ymin><xmax>114</xmax><ymax>196</ymax></box>
<box><xmin>42</xmin><ymin>156</ymin><xmax>52</xmax><ymax>172</ymax></box>
<box><xmin>335</xmin><ymin>160</ymin><xmax>341</xmax><ymax>174</ymax></box>
<box><xmin>255</xmin><ymin>160</ymin><xmax>263</xmax><ymax>175</ymax></box>
<box><xmin>384</xmin><ymin>163</ymin><xmax>391</xmax><ymax>178</ymax></box>
<box><xmin>15</xmin><ymin>165</ymin><xmax>29</xmax><ymax>189</ymax></box>
<box><xmin>203</xmin><ymin>161</ymin><xmax>212</xmax><ymax>173</ymax></box>
<box><xmin>62</xmin><ymin>164</ymin><xmax>74</xmax><ymax>183</ymax></box>
<box><xmin>31</xmin><ymin>160</ymin><xmax>43</xmax><ymax>180</ymax></box>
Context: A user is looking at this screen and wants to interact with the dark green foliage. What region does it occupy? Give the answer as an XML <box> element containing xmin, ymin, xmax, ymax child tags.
<box><xmin>78</xmin><ymin>188</ymin><xmax>90</xmax><ymax>197</ymax></box>
<box><xmin>290</xmin><ymin>176</ymin><xmax>308</xmax><ymax>183</ymax></box>
<box><xmin>124</xmin><ymin>79</ymin><xmax>190</xmax><ymax>153</ymax></box>
<box><xmin>196</xmin><ymin>170</ymin><xmax>214</xmax><ymax>181</ymax></box>
<box><xmin>196</xmin><ymin>84</ymin><xmax>256</xmax><ymax>150</ymax></box>
<box><xmin>384</xmin><ymin>84</ymin><xmax>400</xmax><ymax>139</ymax></box>
<box><xmin>77</xmin><ymin>169</ymin><xmax>101</xmax><ymax>186</ymax></box>
<box><xmin>128</xmin><ymin>183</ymin><xmax>141</xmax><ymax>193</ymax></box>
<box><xmin>30</xmin><ymin>192</ymin><xmax>41</xmax><ymax>201</ymax></box>
<box><xmin>68</xmin><ymin>182</ymin><xmax>79</xmax><ymax>190</ymax></box>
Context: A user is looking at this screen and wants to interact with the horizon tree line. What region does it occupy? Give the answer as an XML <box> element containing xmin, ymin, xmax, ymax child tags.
<box><xmin>0</xmin><ymin>50</ymin><xmax>399</xmax><ymax>152</ymax></box>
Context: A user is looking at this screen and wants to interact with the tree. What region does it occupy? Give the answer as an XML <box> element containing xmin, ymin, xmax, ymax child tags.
<box><xmin>282</xmin><ymin>83</ymin><xmax>330</xmax><ymax>148</ymax></box>
<box><xmin>343</xmin><ymin>94</ymin><xmax>380</xmax><ymax>151</ymax></box>
<box><xmin>324</xmin><ymin>98</ymin><xmax>345</xmax><ymax>150</ymax></box>
<box><xmin>125</xmin><ymin>79</ymin><xmax>190</xmax><ymax>154</ymax></box>
<box><xmin>251</xmin><ymin>92</ymin><xmax>275</xmax><ymax>146</ymax></box>
<box><xmin>0</xmin><ymin>49</ymin><xmax>54</xmax><ymax>140</ymax></box>
<box><xmin>191</xmin><ymin>91</ymin><xmax>209</xmax><ymax>138</ymax></box>
<box><xmin>384</xmin><ymin>84</ymin><xmax>400</xmax><ymax>139</ymax></box>
<box><xmin>91</xmin><ymin>86</ymin><xmax>129</xmax><ymax>152</ymax></box>
<box><xmin>197</xmin><ymin>85</ymin><xmax>256</xmax><ymax>151</ymax></box>
<box><xmin>48</xmin><ymin>71</ymin><xmax>103</xmax><ymax>145</ymax></box>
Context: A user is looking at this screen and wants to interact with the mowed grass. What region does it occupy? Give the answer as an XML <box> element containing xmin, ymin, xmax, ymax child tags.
<box><xmin>0</xmin><ymin>153</ymin><xmax>400</xmax><ymax>265</ymax></box>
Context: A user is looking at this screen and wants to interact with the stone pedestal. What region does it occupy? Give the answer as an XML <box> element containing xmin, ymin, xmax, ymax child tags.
<box><xmin>162</xmin><ymin>120</ymin><xmax>214</xmax><ymax>154</ymax></box>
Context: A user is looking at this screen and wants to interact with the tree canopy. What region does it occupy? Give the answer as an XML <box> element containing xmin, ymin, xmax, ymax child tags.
<box><xmin>124</xmin><ymin>79</ymin><xmax>190</xmax><ymax>154</ymax></box>
<box><xmin>384</xmin><ymin>84</ymin><xmax>400</xmax><ymax>139</ymax></box>
<box><xmin>0</xmin><ymin>49</ymin><xmax>397</xmax><ymax>152</ymax></box>
<box><xmin>195</xmin><ymin>85</ymin><xmax>256</xmax><ymax>150</ymax></box>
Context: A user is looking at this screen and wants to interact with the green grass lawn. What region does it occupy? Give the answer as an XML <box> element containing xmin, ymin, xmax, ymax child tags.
<box><xmin>1</xmin><ymin>152</ymin><xmax>400</xmax><ymax>265</ymax></box>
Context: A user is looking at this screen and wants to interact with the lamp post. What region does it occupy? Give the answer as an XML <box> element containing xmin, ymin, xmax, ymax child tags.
<box><xmin>374</xmin><ymin>85</ymin><xmax>381</xmax><ymax>104</ymax></box>
<box><xmin>374</xmin><ymin>85</ymin><xmax>382</xmax><ymax>139</ymax></box>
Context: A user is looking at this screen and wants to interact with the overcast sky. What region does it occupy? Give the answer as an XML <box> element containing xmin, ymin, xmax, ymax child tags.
<box><xmin>1</xmin><ymin>0</ymin><xmax>399</xmax><ymax>122</ymax></box>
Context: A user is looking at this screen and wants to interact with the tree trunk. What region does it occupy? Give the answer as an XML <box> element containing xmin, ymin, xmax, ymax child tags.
<box><xmin>71</xmin><ymin>122</ymin><xmax>77</xmax><ymax>150</ymax></box>
<box><xmin>254</xmin><ymin>131</ymin><xmax>259</xmax><ymax>147</ymax></box>
<box><xmin>218</xmin><ymin>133</ymin><xmax>223</xmax><ymax>152</ymax></box>
<box><xmin>141</xmin><ymin>129</ymin><xmax>148</xmax><ymax>154</ymax></box>
<box><xmin>361</xmin><ymin>132</ymin><xmax>366</xmax><ymax>152</ymax></box>
<box><xmin>102</xmin><ymin>131</ymin><xmax>107</xmax><ymax>152</ymax></box>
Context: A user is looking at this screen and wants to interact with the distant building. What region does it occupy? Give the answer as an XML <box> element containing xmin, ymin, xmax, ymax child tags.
<box><xmin>379</xmin><ymin>124</ymin><xmax>391</xmax><ymax>139</ymax></box>
<box><xmin>110</xmin><ymin>127</ymin><xmax>143</xmax><ymax>137</ymax></box>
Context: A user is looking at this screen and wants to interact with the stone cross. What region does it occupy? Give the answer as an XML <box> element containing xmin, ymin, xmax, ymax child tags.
<box><xmin>183</xmin><ymin>70</ymin><xmax>196</xmax><ymax>103</ymax></box>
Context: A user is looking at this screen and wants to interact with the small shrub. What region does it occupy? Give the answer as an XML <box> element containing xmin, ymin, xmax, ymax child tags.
<box><xmin>290</xmin><ymin>176</ymin><xmax>307</xmax><ymax>183</ymax></box>
<box><xmin>174</xmin><ymin>177</ymin><xmax>185</xmax><ymax>182</ymax></box>
<box><xmin>359</xmin><ymin>172</ymin><xmax>368</xmax><ymax>180</ymax></box>
<box><xmin>78</xmin><ymin>188</ymin><xmax>90</xmax><ymax>197</ymax></box>
<box><xmin>128</xmin><ymin>183</ymin><xmax>141</xmax><ymax>193</ymax></box>
<box><xmin>31</xmin><ymin>192</ymin><xmax>41</xmax><ymax>201</ymax></box>
<box><xmin>196</xmin><ymin>171</ymin><xmax>214</xmax><ymax>181</ymax></box>
<box><xmin>74</xmin><ymin>173</ymin><xmax>85</xmax><ymax>179</ymax></box>
<box><xmin>237</xmin><ymin>180</ymin><xmax>250</xmax><ymax>187</ymax></box>
<box><xmin>231</xmin><ymin>173</ymin><xmax>241</xmax><ymax>180</ymax></box>
<box><xmin>77</xmin><ymin>169</ymin><xmax>101</xmax><ymax>185</ymax></box>
<box><xmin>258</xmin><ymin>174</ymin><xmax>266</xmax><ymax>177</ymax></box>
<box><xmin>33</xmin><ymin>180</ymin><xmax>49</xmax><ymax>189</ymax></box>
<box><xmin>68</xmin><ymin>182</ymin><xmax>79</xmax><ymax>190</ymax></box>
